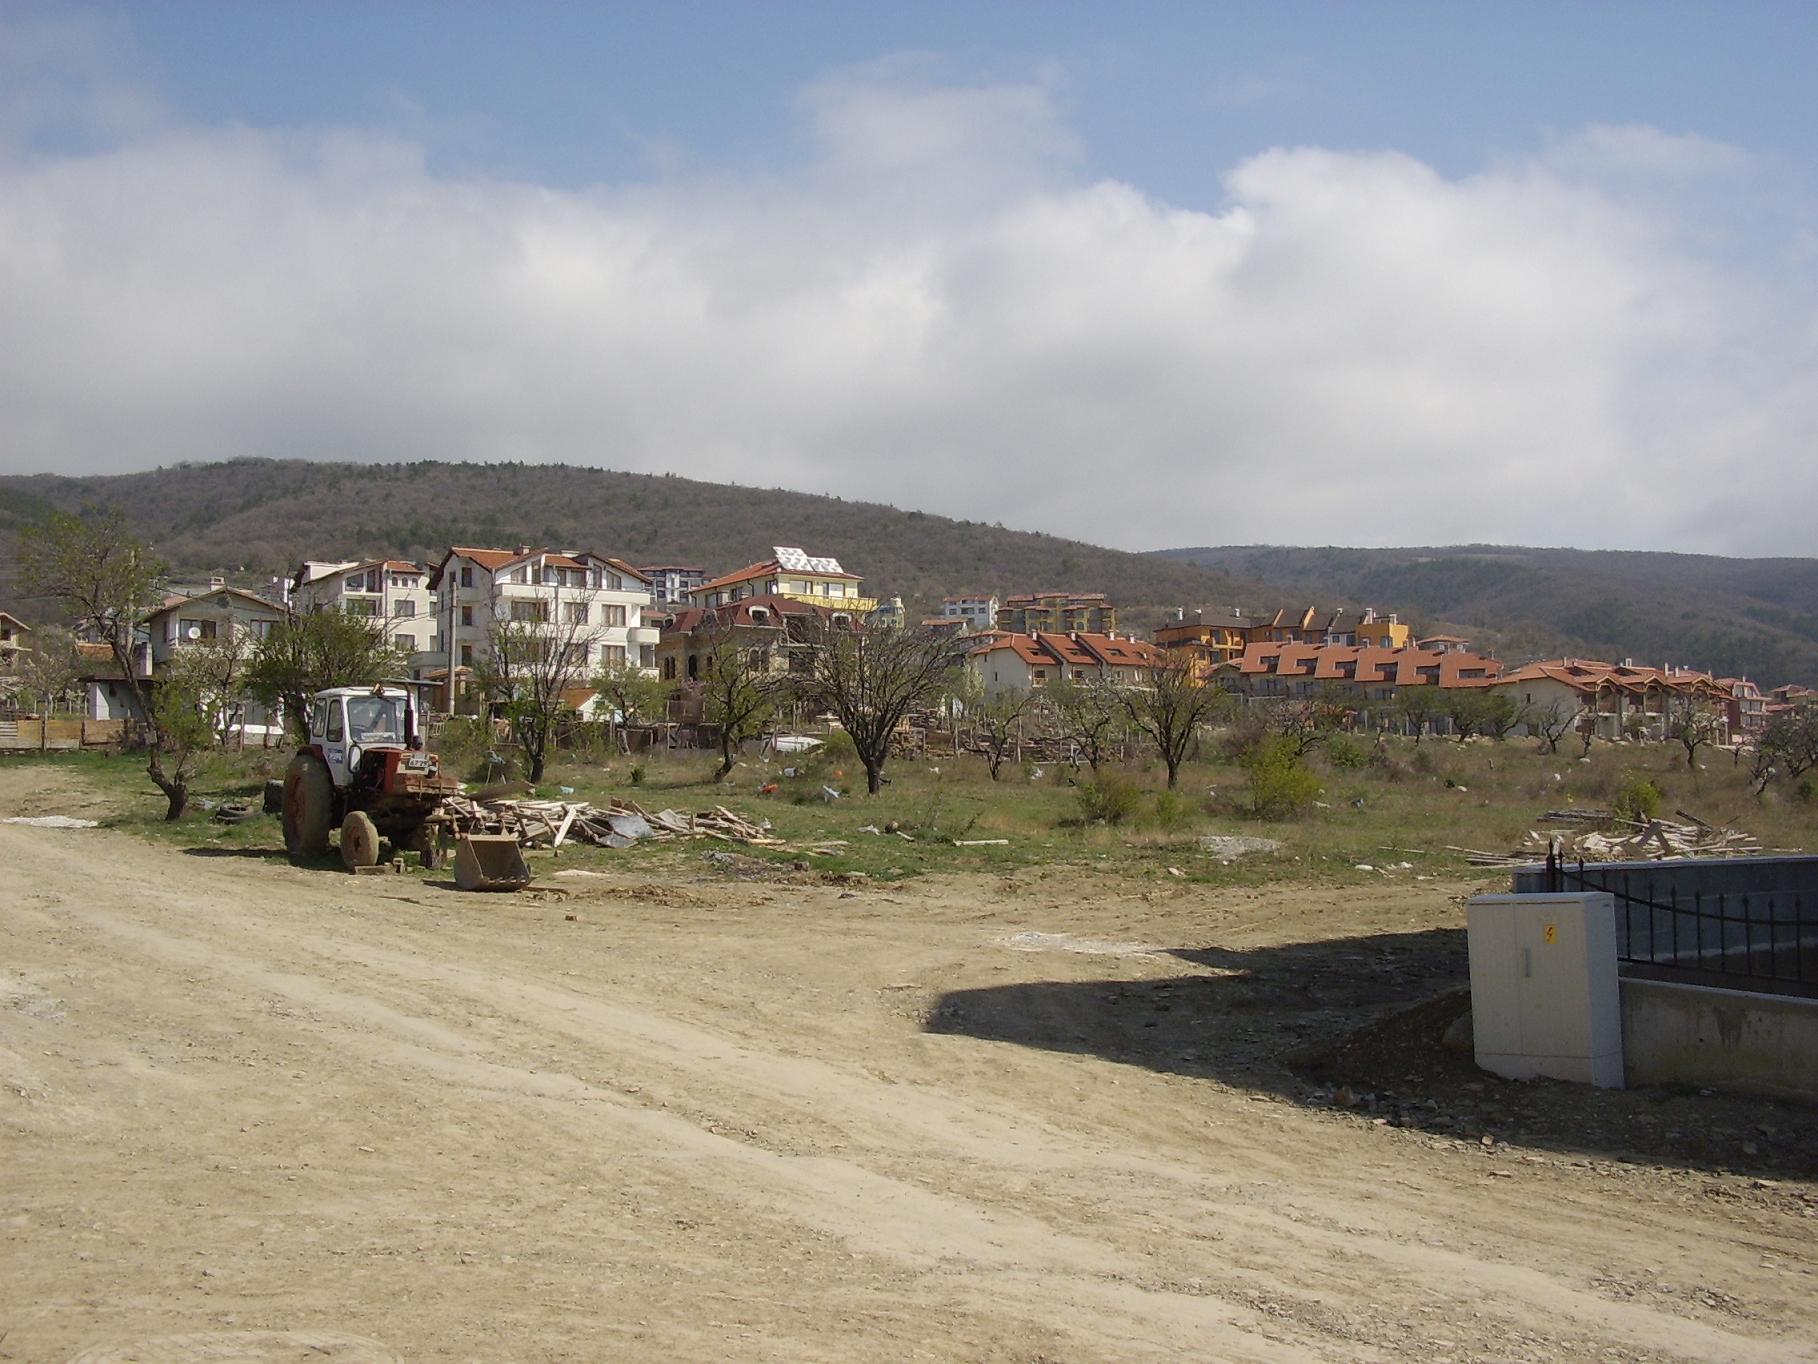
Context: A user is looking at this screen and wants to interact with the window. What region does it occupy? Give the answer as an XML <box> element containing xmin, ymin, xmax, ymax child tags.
<box><xmin>510</xmin><ymin>600</ymin><xmax>547</xmax><ymax>623</ymax></box>
<box><xmin>394</xmin><ymin>633</ymin><xmax>414</xmax><ymax>652</ymax></box>
<box><xmin>605</xmin><ymin>605</ymin><xmax>626</xmax><ymax>627</ymax></box>
<box><xmin>563</xmin><ymin>643</ymin><xmax>589</xmax><ymax>666</ymax></box>
<box><xmin>662</xmin><ymin>657</ymin><xmax>676</xmax><ymax>680</ymax></box>
<box><xmin>460</xmin><ymin>643</ymin><xmax>474</xmax><ymax>667</ymax></box>
<box><xmin>640</xmin><ymin>644</ymin><xmax>655</xmax><ymax>669</ymax></box>
<box><xmin>460</xmin><ymin>566</ymin><xmax>474</xmax><ymax>588</ymax></box>
<box><xmin>460</xmin><ymin>605</ymin><xmax>474</xmax><ymax>627</ymax></box>
<box><xmin>344</xmin><ymin>599</ymin><xmax>377</xmax><ymax>617</ymax></box>
<box><xmin>395</xmin><ymin>600</ymin><xmax>415</xmax><ymax>618</ymax></box>
<box><xmin>565</xmin><ymin>601</ymin><xmax>590</xmax><ymax>625</ymax></box>
<box><xmin>604</xmin><ymin>644</ymin><xmax>627</xmax><ymax>665</ymax></box>
<box><xmin>325</xmin><ymin>701</ymin><xmax>344</xmax><ymax>743</ymax></box>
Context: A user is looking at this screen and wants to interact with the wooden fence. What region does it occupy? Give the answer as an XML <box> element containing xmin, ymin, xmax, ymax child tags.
<box><xmin>0</xmin><ymin>716</ymin><xmax>130</xmax><ymax>752</ymax></box>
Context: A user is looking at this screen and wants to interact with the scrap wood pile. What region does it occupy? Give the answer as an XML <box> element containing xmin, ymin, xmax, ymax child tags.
<box><xmin>1450</xmin><ymin>807</ymin><xmax>1761</xmax><ymax>868</ymax></box>
<box><xmin>438</xmin><ymin>794</ymin><xmax>783</xmax><ymax>850</ymax></box>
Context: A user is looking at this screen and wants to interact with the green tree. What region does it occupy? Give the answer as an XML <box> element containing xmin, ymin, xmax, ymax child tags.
<box><xmin>593</xmin><ymin>656</ymin><xmax>672</xmax><ymax>727</ymax></box>
<box><xmin>248</xmin><ymin>609</ymin><xmax>404</xmax><ymax>740</ymax></box>
<box><xmin>1396</xmin><ymin>687</ymin><xmax>1445</xmax><ymax>743</ymax></box>
<box><xmin>19</xmin><ymin>511</ymin><xmax>197</xmax><ymax>819</ymax></box>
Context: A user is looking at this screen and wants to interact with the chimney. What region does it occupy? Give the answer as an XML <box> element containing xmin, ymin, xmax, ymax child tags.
<box><xmin>208</xmin><ymin>574</ymin><xmax>225</xmax><ymax>591</ymax></box>
<box><xmin>1177</xmin><ymin>607</ymin><xmax>1185</xmax><ymax>621</ymax></box>
<box><xmin>517</xmin><ymin>544</ymin><xmax>532</xmax><ymax>556</ymax></box>
<box><xmin>1193</xmin><ymin>608</ymin><xmax>1202</xmax><ymax>620</ymax></box>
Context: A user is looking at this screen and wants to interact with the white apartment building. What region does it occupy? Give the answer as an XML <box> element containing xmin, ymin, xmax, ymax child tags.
<box><xmin>421</xmin><ymin>547</ymin><xmax>660</xmax><ymax>711</ymax></box>
<box><xmin>638</xmin><ymin>564</ymin><xmax>708</xmax><ymax>605</ymax></box>
<box><xmin>290</xmin><ymin>559</ymin><xmax>436</xmax><ymax>656</ymax></box>
<box><xmin>940</xmin><ymin>594</ymin><xmax>1000</xmax><ymax>633</ymax></box>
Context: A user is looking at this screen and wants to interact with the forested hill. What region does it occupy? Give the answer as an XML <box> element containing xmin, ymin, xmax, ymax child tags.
<box><xmin>0</xmin><ymin>458</ymin><xmax>1268</xmax><ymax>629</ymax></box>
<box><xmin>1152</xmin><ymin>544</ymin><xmax>1818</xmax><ymax>687</ymax></box>
<box><xmin>4</xmin><ymin>462</ymin><xmax>1810</xmax><ymax>685</ymax></box>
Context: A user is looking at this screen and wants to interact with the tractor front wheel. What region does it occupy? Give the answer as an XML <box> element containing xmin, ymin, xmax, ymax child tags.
<box><xmin>340</xmin><ymin>810</ymin><xmax>381</xmax><ymax>871</ymax></box>
<box><xmin>282</xmin><ymin>754</ymin><xmax>334</xmax><ymax>860</ymax></box>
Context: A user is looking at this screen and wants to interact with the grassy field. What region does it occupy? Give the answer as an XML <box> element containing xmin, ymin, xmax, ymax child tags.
<box><xmin>8</xmin><ymin>726</ymin><xmax>1812</xmax><ymax>888</ymax></box>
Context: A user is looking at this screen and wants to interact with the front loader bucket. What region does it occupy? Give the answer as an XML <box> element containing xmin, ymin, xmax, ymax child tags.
<box><xmin>453</xmin><ymin>834</ymin><xmax>532</xmax><ymax>892</ymax></box>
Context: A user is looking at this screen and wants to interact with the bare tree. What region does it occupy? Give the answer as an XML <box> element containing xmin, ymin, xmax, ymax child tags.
<box><xmin>1663</xmin><ymin>689</ymin><xmax>1726</xmax><ymax>773</ymax></box>
<box><xmin>473</xmin><ymin>585</ymin><xmax>602</xmax><ymax>783</ymax></box>
<box><xmin>797</xmin><ymin>621</ymin><xmax>962</xmax><ymax>794</ymax></box>
<box><xmin>967</xmin><ymin>690</ymin><xmax>1038</xmax><ymax>780</ymax></box>
<box><xmin>1528</xmin><ymin>699</ymin><xmax>1580</xmax><ymax>754</ymax></box>
<box><xmin>1047</xmin><ymin>677</ymin><xmax>1130</xmax><ymax>773</ymax></box>
<box><xmin>1261</xmin><ymin>686</ymin><xmax>1350</xmax><ymax>759</ymax></box>
<box><xmin>19</xmin><ymin>511</ymin><xmax>200</xmax><ymax>819</ymax></box>
<box><xmin>1124</xmin><ymin>650</ymin><xmax>1234</xmax><ymax>789</ymax></box>
<box><xmin>695</xmin><ymin>622</ymin><xmax>785</xmax><ymax>781</ymax></box>
<box><xmin>1749</xmin><ymin>703</ymin><xmax>1818</xmax><ymax>795</ymax></box>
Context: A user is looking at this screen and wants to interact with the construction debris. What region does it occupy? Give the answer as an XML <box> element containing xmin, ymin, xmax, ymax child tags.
<box><xmin>1452</xmin><ymin>807</ymin><xmax>1761</xmax><ymax>867</ymax></box>
<box><xmin>437</xmin><ymin>795</ymin><xmax>783</xmax><ymax>850</ymax></box>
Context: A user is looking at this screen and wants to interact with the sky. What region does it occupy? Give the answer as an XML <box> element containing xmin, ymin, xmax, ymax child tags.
<box><xmin>2</xmin><ymin>2</ymin><xmax>1816</xmax><ymax>557</ymax></box>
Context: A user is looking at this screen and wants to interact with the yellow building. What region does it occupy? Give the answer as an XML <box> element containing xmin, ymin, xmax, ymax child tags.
<box><xmin>1354</xmin><ymin>608</ymin><xmax>1411</xmax><ymax>649</ymax></box>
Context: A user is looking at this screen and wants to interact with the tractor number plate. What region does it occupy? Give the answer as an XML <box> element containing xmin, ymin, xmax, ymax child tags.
<box><xmin>404</xmin><ymin>754</ymin><xmax>432</xmax><ymax>770</ymax></box>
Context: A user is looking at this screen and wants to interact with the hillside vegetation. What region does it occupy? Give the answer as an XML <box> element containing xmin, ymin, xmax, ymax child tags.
<box><xmin>1154</xmin><ymin>544</ymin><xmax>1818</xmax><ymax>687</ymax></box>
<box><xmin>0</xmin><ymin>458</ymin><xmax>1264</xmax><ymax>629</ymax></box>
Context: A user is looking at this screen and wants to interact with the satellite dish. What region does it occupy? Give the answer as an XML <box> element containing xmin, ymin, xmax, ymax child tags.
<box><xmin>185</xmin><ymin>625</ymin><xmax>202</xmax><ymax>640</ymax></box>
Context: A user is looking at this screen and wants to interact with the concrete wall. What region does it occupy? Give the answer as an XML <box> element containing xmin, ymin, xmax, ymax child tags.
<box><xmin>1621</xmin><ymin>977</ymin><xmax>1818</xmax><ymax>1101</ymax></box>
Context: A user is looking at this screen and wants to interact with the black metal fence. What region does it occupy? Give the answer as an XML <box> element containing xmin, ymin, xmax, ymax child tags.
<box><xmin>1543</xmin><ymin>851</ymin><xmax>1818</xmax><ymax>999</ymax></box>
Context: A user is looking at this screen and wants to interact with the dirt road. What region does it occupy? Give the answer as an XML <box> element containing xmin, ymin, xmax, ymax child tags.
<box><xmin>2</xmin><ymin>768</ymin><xmax>1814</xmax><ymax>1362</ymax></box>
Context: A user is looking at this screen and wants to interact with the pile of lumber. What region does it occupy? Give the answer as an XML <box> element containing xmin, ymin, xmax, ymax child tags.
<box><xmin>1448</xmin><ymin>807</ymin><xmax>1759</xmax><ymax>868</ymax></box>
<box><xmin>438</xmin><ymin>795</ymin><xmax>782</xmax><ymax>850</ymax></box>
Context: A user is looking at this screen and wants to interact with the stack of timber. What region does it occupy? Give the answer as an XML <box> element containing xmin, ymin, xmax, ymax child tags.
<box><xmin>438</xmin><ymin>795</ymin><xmax>782</xmax><ymax>850</ymax></box>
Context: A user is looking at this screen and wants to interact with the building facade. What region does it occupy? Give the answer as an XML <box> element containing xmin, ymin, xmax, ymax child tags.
<box><xmin>422</xmin><ymin>547</ymin><xmax>659</xmax><ymax>711</ymax></box>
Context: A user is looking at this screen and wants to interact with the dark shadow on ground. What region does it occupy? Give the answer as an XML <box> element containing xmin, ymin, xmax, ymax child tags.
<box><xmin>925</xmin><ymin>928</ymin><xmax>1818</xmax><ymax>1182</ymax></box>
<box><xmin>181</xmin><ymin>846</ymin><xmax>295</xmax><ymax>862</ymax></box>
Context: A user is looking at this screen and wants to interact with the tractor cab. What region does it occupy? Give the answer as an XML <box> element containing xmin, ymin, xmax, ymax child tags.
<box><xmin>305</xmin><ymin>685</ymin><xmax>422</xmax><ymax>789</ymax></box>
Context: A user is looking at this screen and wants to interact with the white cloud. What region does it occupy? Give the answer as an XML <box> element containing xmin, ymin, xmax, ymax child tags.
<box><xmin>0</xmin><ymin>37</ymin><xmax>1814</xmax><ymax>556</ymax></box>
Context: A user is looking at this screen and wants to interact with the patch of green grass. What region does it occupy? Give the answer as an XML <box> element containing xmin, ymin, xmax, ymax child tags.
<box><xmin>13</xmin><ymin>727</ymin><xmax>1812</xmax><ymax>888</ymax></box>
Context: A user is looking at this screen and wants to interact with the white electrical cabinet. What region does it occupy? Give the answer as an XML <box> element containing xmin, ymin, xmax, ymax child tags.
<box><xmin>1466</xmin><ymin>892</ymin><xmax>1624</xmax><ymax>1088</ymax></box>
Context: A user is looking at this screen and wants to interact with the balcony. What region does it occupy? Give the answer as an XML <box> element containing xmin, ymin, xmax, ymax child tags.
<box><xmin>780</xmin><ymin>591</ymin><xmax>878</xmax><ymax>614</ymax></box>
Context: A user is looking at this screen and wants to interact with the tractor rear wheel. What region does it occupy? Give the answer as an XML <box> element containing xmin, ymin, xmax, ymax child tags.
<box><xmin>340</xmin><ymin>809</ymin><xmax>381</xmax><ymax>870</ymax></box>
<box><xmin>282</xmin><ymin>754</ymin><xmax>334</xmax><ymax>860</ymax></box>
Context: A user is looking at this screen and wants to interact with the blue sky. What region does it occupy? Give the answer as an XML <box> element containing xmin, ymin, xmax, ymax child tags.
<box><xmin>3</xmin><ymin>2</ymin><xmax>1816</xmax><ymax>555</ymax></box>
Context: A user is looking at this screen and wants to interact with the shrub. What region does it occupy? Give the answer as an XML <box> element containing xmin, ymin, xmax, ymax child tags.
<box><xmin>1152</xmin><ymin>788</ymin><xmax>1193</xmax><ymax>831</ymax></box>
<box><xmin>1611</xmin><ymin>771</ymin><xmax>1663</xmax><ymax>823</ymax></box>
<box><xmin>1324</xmin><ymin>733</ymin><xmax>1369</xmax><ymax>770</ymax></box>
<box><xmin>1243</xmin><ymin>737</ymin><xmax>1321</xmax><ymax>819</ymax></box>
<box><xmin>1076</xmin><ymin>774</ymin><xmax>1141</xmax><ymax>825</ymax></box>
<box><xmin>629</xmin><ymin>763</ymin><xmax>646</xmax><ymax>786</ymax></box>
<box><xmin>1795</xmin><ymin>776</ymin><xmax>1816</xmax><ymax>805</ymax></box>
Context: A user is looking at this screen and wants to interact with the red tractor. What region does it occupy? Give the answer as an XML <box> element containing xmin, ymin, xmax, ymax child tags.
<box><xmin>281</xmin><ymin>684</ymin><xmax>460</xmax><ymax>869</ymax></box>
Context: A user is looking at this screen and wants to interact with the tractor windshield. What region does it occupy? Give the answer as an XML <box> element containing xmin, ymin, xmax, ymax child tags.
<box><xmin>345</xmin><ymin>694</ymin><xmax>405</xmax><ymax>746</ymax></box>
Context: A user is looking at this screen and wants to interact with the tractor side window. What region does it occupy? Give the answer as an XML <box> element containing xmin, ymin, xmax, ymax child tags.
<box><xmin>325</xmin><ymin>702</ymin><xmax>345</xmax><ymax>743</ymax></box>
